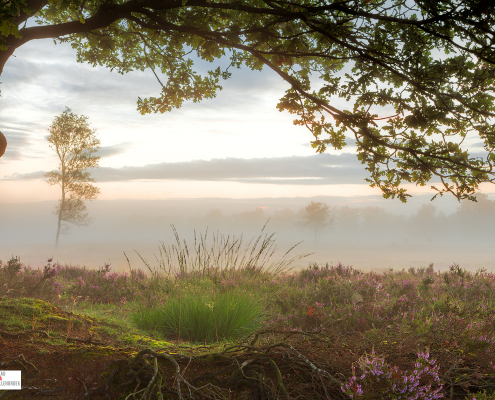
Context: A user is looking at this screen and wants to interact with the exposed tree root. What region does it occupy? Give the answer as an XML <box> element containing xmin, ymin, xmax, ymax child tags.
<box><xmin>85</xmin><ymin>329</ymin><xmax>349</xmax><ymax>400</ymax></box>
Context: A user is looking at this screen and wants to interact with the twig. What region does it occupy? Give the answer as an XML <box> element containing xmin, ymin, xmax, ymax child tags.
<box><xmin>0</xmin><ymin>329</ymin><xmax>49</xmax><ymax>338</ymax></box>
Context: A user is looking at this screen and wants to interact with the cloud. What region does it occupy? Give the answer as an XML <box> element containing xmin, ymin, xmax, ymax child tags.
<box><xmin>1</xmin><ymin>37</ymin><xmax>285</xmax><ymax>120</ymax></box>
<box><xmin>1</xmin><ymin>140</ymin><xmax>133</xmax><ymax>175</ymax></box>
<box><xmin>4</xmin><ymin>153</ymin><xmax>370</xmax><ymax>184</ymax></box>
<box><xmin>9</xmin><ymin>149</ymin><xmax>494</xmax><ymax>185</ymax></box>
<box><xmin>1</xmin><ymin>58</ymin><xmax>50</xmax><ymax>90</ymax></box>
<box><xmin>90</xmin><ymin>153</ymin><xmax>368</xmax><ymax>184</ymax></box>
<box><xmin>1</xmin><ymin>38</ymin><xmax>159</xmax><ymax>121</ymax></box>
<box><xmin>96</xmin><ymin>142</ymin><xmax>134</xmax><ymax>158</ymax></box>
<box><xmin>4</xmin><ymin>170</ymin><xmax>46</xmax><ymax>180</ymax></box>
<box><xmin>0</xmin><ymin>127</ymin><xmax>41</xmax><ymax>161</ymax></box>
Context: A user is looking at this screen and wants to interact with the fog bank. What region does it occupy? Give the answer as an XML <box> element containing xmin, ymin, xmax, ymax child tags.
<box><xmin>2</xmin><ymin>194</ymin><xmax>494</xmax><ymax>276</ymax></box>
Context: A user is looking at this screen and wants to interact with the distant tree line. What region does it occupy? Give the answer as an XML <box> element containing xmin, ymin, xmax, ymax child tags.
<box><xmin>198</xmin><ymin>194</ymin><xmax>495</xmax><ymax>247</ymax></box>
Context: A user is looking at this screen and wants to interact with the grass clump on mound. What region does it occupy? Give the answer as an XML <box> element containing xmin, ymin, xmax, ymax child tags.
<box><xmin>131</xmin><ymin>288</ymin><xmax>267</xmax><ymax>345</ymax></box>
<box><xmin>130</xmin><ymin>220</ymin><xmax>310</xmax><ymax>345</ymax></box>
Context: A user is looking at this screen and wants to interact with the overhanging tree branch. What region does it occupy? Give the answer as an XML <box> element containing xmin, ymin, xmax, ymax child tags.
<box><xmin>2</xmin><ymin>0</ymin><xmax>495</xmax><ymax>201</ymax></box>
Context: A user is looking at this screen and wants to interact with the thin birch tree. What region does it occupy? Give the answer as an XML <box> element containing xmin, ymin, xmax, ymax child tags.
<box><xmin>44</xmin><ymin>108</ymin><xmax>101</xmax><ymax>248</ymax></box>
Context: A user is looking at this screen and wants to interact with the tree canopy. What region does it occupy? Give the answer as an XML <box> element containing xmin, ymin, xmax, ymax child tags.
<box><xmin>2</xmin><ymin>0</ymin><xmax>495</xmax><ymax>202</ymax></box>
<box><xmin>296</xmin><ymin>201</ymin><xmax>334</xmax><ymax>243</ymax></box>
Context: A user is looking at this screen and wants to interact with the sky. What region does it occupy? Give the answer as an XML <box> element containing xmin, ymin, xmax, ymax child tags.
<box><xmin>1</xmin><ymin>24</ymin><xmax>495</xmax><ymax>275</ymax></box>
<box><xmin>1</xmin><ymin>34</ymin><xmax>374</xmax><ymax>202</ymax></box>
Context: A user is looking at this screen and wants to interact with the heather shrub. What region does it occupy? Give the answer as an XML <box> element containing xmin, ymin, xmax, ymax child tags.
<box><xmin>0</xmin><ymin>257</ymin><xmax>60</xmax><ymax>299</ymax></box>
<box><xmin>63</xmin><ymin>264</ymin><xmax>145</xmax><ymax>304</ymax></box>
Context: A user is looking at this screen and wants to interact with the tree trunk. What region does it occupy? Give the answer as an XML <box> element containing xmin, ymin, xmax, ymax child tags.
<box><xmin>55</xmin><ymin>201</ymin><xmax>63</xmax><ymax>249</ymax></box>
<box><xmin>55</xmin><ymin>179</ymin><xmax>66</xmax><ymax>248</ymax></box>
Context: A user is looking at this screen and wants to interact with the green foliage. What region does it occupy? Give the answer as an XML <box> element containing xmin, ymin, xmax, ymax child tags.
<box><xmin>0</xmin><ymin>0</ymin><xmax>29</xmax><ymax>49</ymax></box>
<box><xmin>421</xmin><ymin>275</ymin><xmax>435</xmax><ymax>287</ymax></box>
<box><xmin>131</xmin><ymin>289</ymin><xmax>267</xmax><ymax>345</ymax></box>
<box><xmin>464</xmin><ymin>389</ymin><xmax>495</xmax><ymax>400</ymax></box>
<box><xmin>3</xmin><ymin>0</ymin><xmax>495</xmax><ymax>201</ymax></box>
<box><xmin>0</xmin><ymin>256</ymin><xmax>23</xmax><ymax>280</ymax></box>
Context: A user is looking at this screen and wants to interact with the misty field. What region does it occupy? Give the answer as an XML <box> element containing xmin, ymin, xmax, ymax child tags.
<box><xmin>0</xmin><ymin>226</ymin><xmax>494</xmax><ymax>400</ymax></box>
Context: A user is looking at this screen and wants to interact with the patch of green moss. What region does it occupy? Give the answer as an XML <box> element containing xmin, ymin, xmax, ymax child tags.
<box><xmin>0</xmin><ymin>296</ymin><xmax>77</xmax><ymax>331</ymax></box>
<box><xmin>0</xmin><ymin>296</ymin><xmax>58</xmax><ymax>316</ymax></box>
<box><xmin>123</xmin><ymin>334</ymin><xmax>174</xmax><ymax>349</ymax></box>
<box><xmin>77</xmin><ymin>346</ymin><xmax>138</xmax><ymax>359</ymax></box>
<box><xmin>65</xmin><ymin>311</ymin><xmax>98</xmax><ymax>324</ymax></box>
<box><xmin>44</xmin><ymin>315</ymin><xmax>69</xmax><ymax>323</ymax></box>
